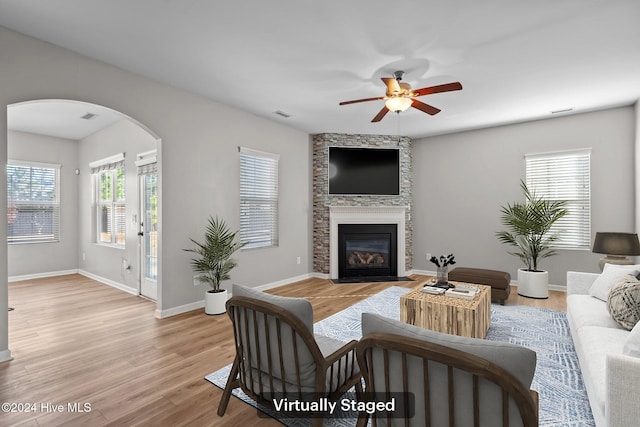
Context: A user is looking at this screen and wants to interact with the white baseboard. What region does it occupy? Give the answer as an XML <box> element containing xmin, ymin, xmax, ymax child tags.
<box><xmin>411</xmin><ymin>268</ymin><xmax>435</xmax><ymax>276</ymax></box>
<box><xmin>154</xmin><ymin>300</ymin><xmax>205</xmax><ymax>319</ymax></box>
<box><xmin>155</xmin><ymin>273</ymin><xmax>327</xmax><ymax>318</ymax></box>
<box><xmin>78</xmin><ymin>270</ymin><xmax>138</xmax><ymax>296</ymax></box>
<box><xmin>0</xmin><ymin>349</ymin><xmax>13</xmax><ymax>363</ymax></box>
<box><xmin>252</xmin><ymin>272</ymin><xmax>322</xmax><ymax>292</ymax></box>
<box><xmin>8</xmin><ymin>269</ymin><xmax>79</xmax><ymax>283</ymax></box>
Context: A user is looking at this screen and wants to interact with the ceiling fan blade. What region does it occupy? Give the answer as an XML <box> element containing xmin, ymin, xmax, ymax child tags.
<box><xmin>372</xmin><ymin>106</ymin><xmax>390</xmax><ymax>122</ymax></box>
<box><xmin>411</xmin><ymin>99</ymin><xmax>441</xmax><ymax>115</ymax></box>
<box><xmin>382</xmin><ymin>77</ymin><xmax>401</xmax><ymax>96</ymax></box>
<box><xmin>413</xmin><ymin>82</ymin><xmax>463</xmax><ymax>97</ymax></box>
<box><xmin>339</xmin><ymin>96</ymin><xmax>385</xmax><ymax>106</ymax></box>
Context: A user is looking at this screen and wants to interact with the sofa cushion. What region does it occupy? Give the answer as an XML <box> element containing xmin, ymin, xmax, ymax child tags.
<box><xmin>573</xmin><ymin>326</ymin><xmax>629</xmax><ymax>420</ymax></box>
<box><xmin>589</xmin><ymin>263</ymin><xmax>640</xmax><ymax>301</ymax></box>
<box><xmin>624</xmin><ymin>321</ymin><xmax>640</xmax><ymax>357</ymax></box>
<box><xmin>607</xmin><ymin>275</ymin><xmax>640</xmax><ymax>330</ymax></box>
<box><xmin>361</xmin><ymin>312</ymin><xmax>536</xmax><ymax>387</ymax></box>
<box><xmin>567</xmin><ymin>294</ymin><xmax>625</xmax><ymax>330</ymax></box>
<box><xmin>232</xmin><ymin>284</ymin><xmax>314</xmax><ymax>332</ymax></box>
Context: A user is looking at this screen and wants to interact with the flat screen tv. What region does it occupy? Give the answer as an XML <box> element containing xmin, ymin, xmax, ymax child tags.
<box><xmin>328</xmin><ymin>147</ymin><xmax>400</xmax><ymax>195</ymax></box>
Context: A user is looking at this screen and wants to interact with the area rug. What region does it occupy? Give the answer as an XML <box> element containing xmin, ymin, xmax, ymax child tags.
<box><xmin>206</xmin><ymin>286</ymin><xmax>595</xmax><ymax>426</ymax></box>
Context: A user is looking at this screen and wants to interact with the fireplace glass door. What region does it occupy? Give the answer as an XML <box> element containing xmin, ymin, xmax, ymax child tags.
<box><xmin>338</xmin><ymin>224</ymin><xmax>397</xmax><ymax>278</ymax></box>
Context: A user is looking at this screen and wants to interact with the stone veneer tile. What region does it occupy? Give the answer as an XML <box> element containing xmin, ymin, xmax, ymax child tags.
<box><xmin>312</xmin><ymin>133</ymin><xmax>413</xmax><ymax>275</ymax></box>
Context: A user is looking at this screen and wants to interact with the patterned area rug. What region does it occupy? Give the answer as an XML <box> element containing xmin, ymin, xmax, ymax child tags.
<box><xmin>207</xmin><ymin>286</ymin><xmax>595</xmax><ymax>426</ymax></box>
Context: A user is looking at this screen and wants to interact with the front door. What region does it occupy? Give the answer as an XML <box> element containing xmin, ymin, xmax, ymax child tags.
<box><xmin>139</xmin><ymin>173</ymin><xmax>158</xmax><ymax>300</ymax></box>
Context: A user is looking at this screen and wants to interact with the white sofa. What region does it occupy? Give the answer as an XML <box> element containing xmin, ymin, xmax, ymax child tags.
<box><xmin>566</xmin><ymin>271</ymin><xmax>640</xmax><ymax>427</ymax></box>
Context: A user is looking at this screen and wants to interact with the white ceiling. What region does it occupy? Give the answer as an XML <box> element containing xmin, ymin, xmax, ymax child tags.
<box><xmin>1</xmin><ymin>0</ymin><xmax>639</xmax><ymax>139</ymax></box>
<box><xmin>8</xmin><ymin>101</ymin><xmax>124</xmax><ymax>140</ymax></box>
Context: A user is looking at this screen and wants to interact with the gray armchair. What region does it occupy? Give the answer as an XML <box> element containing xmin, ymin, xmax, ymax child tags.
<box><xmin>356</xmin><ymin>313</ymin><xmax>539</xmax><ymax>427</ymax></box>
<box><xmin>217</xmin><ymin>284</ymin><xmax>362</xmax><ymax>427</ymax></box>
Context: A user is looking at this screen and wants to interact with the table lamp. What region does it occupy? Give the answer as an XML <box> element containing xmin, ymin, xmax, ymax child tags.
<box><xmin>592</xmin><ymin>232</ymin><xmax>640</xmax><ymax>271</ymax></box>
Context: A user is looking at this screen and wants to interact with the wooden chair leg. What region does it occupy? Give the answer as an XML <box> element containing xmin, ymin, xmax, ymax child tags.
<box><xmin>356</xmin><ymin>411</ymin><xmax>370</xmax><ymax>427</ymax></box>
<box><xmin>355</xmin><ymin>379</ymin><xmax>363</xmax><ymax>398</ymax></box>
<box><xmin>217</xmin><ymin>357</ymin><xmax>240</xmax><ymax>416</ymax></box>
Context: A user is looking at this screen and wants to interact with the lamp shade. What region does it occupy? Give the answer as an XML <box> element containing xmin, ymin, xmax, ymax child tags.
<box><xmin>385</xmin><ymin>97</ymin><xmax>412</xmax><ymax>112</ymax></box>
<box><xmin>592</xmin><ymin>232</ymin><xmax>640</xmax><ymax>255</ymax></box>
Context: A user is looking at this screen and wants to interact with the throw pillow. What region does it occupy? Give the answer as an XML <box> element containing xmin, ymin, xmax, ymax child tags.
<box><xmin>624</xmin><ymin>321</ymin><xmax>640</xmax><ymax>357</ymax></box>
<box><xmin>589</xmin><ymin>263</ymin><xmax>640</xmax><ymax>301</ymax></box>
<box><xmin>607</xmin><ymin>274</ymin><xmax>640</xmax><ymax>330</ymax></box>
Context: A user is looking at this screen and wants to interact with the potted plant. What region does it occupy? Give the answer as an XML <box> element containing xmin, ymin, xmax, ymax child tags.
<box><xmin>496</xmin><ymin>180</ymin><xmax>568</xmax><ymax>298</ymax></box>
<box><xmin>184</xmin><ymin>216</ymin><xmax>245</xmax><ymax>314</ymax></box>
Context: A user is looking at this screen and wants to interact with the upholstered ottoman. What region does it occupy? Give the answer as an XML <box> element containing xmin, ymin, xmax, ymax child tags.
<box><xmin>448</xmin><ymin>267</ymin><xmax>511</xmax><ymax>305</ymax></box>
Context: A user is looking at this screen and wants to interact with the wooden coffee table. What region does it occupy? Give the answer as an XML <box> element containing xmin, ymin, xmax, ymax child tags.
<box><xmin>400</xmin><ymin>282</ymin><xmax>491</xmax><ymax>338</ymax></box>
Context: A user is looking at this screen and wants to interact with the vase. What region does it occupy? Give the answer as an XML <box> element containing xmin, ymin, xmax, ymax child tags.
<box><xmin>205</xmin><ymin>289</ymin><xmax>229</xmax><ymax>315</ymax></box>
<box><xmin>436</xmin><ymin>266</ymin><xmax>449</xmax><ymax>285</ymax></box>
<box><xmin>517</xmin><ymin>268</ymin><xmax>549</xmax><ymax>299</ymax></box>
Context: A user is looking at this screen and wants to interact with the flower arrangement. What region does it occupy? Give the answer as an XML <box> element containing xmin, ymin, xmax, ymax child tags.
<box><xmin>430</xmin><ymin>254</ymin><xmax>456</xmax><ymax>268</ymax></box>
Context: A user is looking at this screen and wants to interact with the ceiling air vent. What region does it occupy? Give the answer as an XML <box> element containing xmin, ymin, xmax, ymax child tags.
<box><xmin>81</xmin><ymin>112</ymin><xmax>98</xmax><ymax>120</ymax></box>
<box><xmin>551</xmin><ymin>108</ymin><xmax>573</xmax><ymax>114</ymax></box>
<box><xmin>273</xmin><ymin>110</ymin><xmax>291</xmax><ymax>118</ymax></box>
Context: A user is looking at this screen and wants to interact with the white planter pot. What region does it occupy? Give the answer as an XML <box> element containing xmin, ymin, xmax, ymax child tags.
<box><xmin>517</xmin><ymin>268</ymin><xmax>549</xmax><ymax>299</ymax></box>
<box><xmin>205</xmin><ymin>289</ymin><xmax>228</xmax><ymax>315</ymax></box>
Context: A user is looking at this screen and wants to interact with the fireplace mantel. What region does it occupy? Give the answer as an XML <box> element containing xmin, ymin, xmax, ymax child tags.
<box><xmin>329</xmin><ymin>206</ymin><xmax>408</xmax><ymax>279</ymax></box>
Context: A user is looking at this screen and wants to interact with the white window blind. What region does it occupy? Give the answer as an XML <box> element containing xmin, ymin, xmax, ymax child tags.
<box><xmin>525</xmin><ymin>149</ymin><xmax>591</xmax><ymax>250</ymax></box>
<box><xmin>239</xmin><ymin>147</ymin><xmax>279</xmax><ymax>249</ymax></box>
<box><xmin>92</xmin><ymin>155</ymin><xmax>126</xmax><ymax>247</ymax></box>
<box><xmin>7</xmin><ymin>161</ymin><xmax>61</xmax><ymax>244</ymax></box>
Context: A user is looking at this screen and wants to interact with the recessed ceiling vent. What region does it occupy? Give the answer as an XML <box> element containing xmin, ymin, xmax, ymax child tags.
<box><xmin>551</xmin><ymin>108</ymin><xmax>573</xmax><ymax>114</ymax></box>
<box><xmin>273</xmin><ymin>110</ymin><xmax>291</xmax><ymax>118</ymax></box>
<box><xmin>81</xmin><ymin>112</ymin><xmax>98</xmax><ymax>120</ymax></box>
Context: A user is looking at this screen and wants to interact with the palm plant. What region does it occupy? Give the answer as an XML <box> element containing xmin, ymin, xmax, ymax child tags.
<box><xmin>496</xmin><ymin>181</ymin><xmax>568</xmax><ymax>272</ymax></box>
<box><xmin>184</xmin><ymin>216</ymin><xmax>245</xmax><ymax>292</ymax></box>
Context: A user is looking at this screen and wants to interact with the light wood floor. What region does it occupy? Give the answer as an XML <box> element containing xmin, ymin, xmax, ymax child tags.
<box><xmin>1</xmin><ymin>274</ymin><xmax>566</xmax><ymax>426</ymax></box>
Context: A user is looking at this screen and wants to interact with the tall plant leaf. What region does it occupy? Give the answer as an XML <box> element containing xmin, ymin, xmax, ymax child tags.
<box><xmin>496</xmin><ymin>180</ymin><xmax>568</xmax><ymax>271</ymax></box>
<box><xmin>184</xmin><ymin>216</ymin><xmax>245</xmax><ymax>291</ymax></box>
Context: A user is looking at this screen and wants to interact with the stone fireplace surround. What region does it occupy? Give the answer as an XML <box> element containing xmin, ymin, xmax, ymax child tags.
<box><xmin>312</xmin><ymin>133</ymin><xmax>413</xmax><ymax>278</ymax></box>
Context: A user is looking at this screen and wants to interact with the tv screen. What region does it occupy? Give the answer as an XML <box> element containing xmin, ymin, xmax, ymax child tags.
<box><xmin>328</xmin><ymin>147</ymin><xmax>400</xmax><ymax>195</ymax></box>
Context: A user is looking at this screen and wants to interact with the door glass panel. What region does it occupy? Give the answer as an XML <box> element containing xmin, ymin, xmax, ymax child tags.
<box><xmin>143</xmin><ymin>174</ymin><xmax>158</xmax><ymax>280</ymax></box>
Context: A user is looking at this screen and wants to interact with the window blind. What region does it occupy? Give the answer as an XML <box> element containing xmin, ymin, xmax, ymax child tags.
<box><xmin>525</xmin><ymin>149</ymin><xmax>591</xmax><ymax>250</ymax></box>
<box><xmin>239</xmin><ymin>147</ymin><xmax>279</xmax><ymax>249</ymax></box>
<box><xmin>7</xmin><ymin>161</ymin><xmax>61</xmax><ymax>244</ymax></box>
<box><xmin>93</xmin><ymin>155</ymin><xmax>126</xmax><ymax>247</ymax></box>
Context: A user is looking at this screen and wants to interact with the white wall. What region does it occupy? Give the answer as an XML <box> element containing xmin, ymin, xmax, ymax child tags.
<box><xmin>0</xmin><ymin>26</ymin><xmax>311</xmax><ymax>360</ymax></box>
<box><xmin>7</xmin><ymin>130</ymin><xmax>79</xmax><ymax>278</ymax></box>
<box><xmin>77</xmin><ymin>119</ymin><xmax>157</xmax><ymax>291</ymax></box>
<box><xmin>412</xmin><ymin>107</ymin><xmax>636</xmax><ymax>286</ymax></box>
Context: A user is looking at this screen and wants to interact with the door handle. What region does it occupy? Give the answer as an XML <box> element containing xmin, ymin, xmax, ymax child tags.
<box><xmin>137</xmin><ymin>231</ymin><xmax>144</xmax><ymax>237</ymax></box>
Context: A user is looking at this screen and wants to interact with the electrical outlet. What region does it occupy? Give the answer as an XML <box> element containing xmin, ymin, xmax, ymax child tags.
<box><xmin>426</xmin><ymin>252</ymin><xmax>431</xmax><ymax>261</ymax></box>
<box><xmin>296</xmin><ymin>256</ymin><xmax>301</xmax><ymax>265</ymax></box>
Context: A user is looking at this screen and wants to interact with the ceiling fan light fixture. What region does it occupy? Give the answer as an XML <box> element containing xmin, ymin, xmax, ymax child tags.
<box><xmin>385</xmin><ymin>97</ymin><xmax>412</xmax><ymax>112</ymax></box>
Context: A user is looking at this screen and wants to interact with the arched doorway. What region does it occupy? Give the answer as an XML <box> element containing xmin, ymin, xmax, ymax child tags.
<box><xmin>7</xmin><ymin>99</ymin><xmax>162</xmax><ymax>304</ymax></box>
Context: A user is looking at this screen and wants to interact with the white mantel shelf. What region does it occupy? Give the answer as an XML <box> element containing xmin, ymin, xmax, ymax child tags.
<box><xmin>329</xmin><ymin>205</ymin><xmax>408</xmax><ymax>279</ymax></box>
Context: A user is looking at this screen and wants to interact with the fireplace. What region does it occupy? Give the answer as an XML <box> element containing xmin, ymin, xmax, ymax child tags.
<box><xmin>338</xmin><ymin>224</ymin><xmax>397</xmax><ymax>278</ymax></box>
<box><xmin>328</xmin><ymin>205</ymin><xmax>408</xmax><ymax>279</ymax></box>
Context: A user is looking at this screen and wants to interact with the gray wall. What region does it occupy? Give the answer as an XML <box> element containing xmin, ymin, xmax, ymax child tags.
<box><xmin>0</xmin><ymin>26</ymin><xmax>311</xmax><ymax>359</ymax></box>
<box><xmin>7</xmin><ymin>130</ymin><xmax>79</xmax><ymax>277</ymax></box>
<box><xmin>412</xmin><ymin>107</ymin><xmax>636</xmax><ymax>286</ymax></box>
<box><xmin>77</xmin><ymin>119</ymin><xmax>157</xmax><ymax>291</ymax></box>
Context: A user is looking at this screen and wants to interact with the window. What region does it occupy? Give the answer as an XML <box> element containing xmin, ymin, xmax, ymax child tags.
<box><xmin>525</xmin><ymin>149</ymin><xmax>591</xmax><ymax>250</ymax></box>
<box><xmin>7</xmin><ymin>161</ymin><xmax>60</xmax><ymax>244</ymax></box>
<box><xmin>91</xmin><ymin>154</ymin><xmax>126</xmax><ymax>247</ymax></box>
<box><xmin>239</xmin><ymin>147</ymin><xmax>279</xmax><ymax>249</ymax></box>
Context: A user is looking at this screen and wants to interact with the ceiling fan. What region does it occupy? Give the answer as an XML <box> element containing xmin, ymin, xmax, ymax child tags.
<box><xmin>339</xmin><ymin>70</ymin><xmax>462</xmax><ymax>122</ymax></box>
